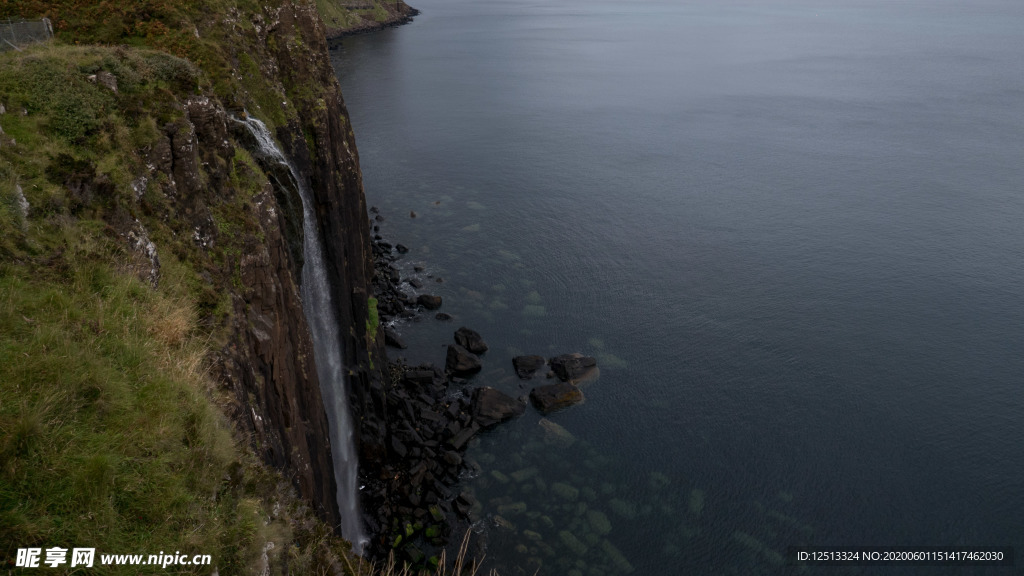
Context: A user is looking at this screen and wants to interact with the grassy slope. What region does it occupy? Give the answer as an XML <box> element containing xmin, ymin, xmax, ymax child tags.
<box><xmin>0</xmin><ymin>21</ymin><xmax>354</xmax><ymax>576</ymax></box>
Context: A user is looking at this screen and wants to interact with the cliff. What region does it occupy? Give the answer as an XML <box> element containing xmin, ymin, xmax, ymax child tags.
<box><xmin>1</xmin><ymin>0</ymin><xmax>390</xmax><ymax>571</ymax></box>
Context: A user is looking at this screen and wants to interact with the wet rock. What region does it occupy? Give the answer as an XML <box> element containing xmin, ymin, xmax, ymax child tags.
<box><xmin>407</xmin><ymin>278</ymin><xmax>424</xmax><ymax>289</ymax></box>
<box><xmin>529</xmin><ymin>382</ymin><xmax>584</xmax><ymax>413</ymax></box>
<box><xmin>384</xmin><ymin>327</ymin><xmax>407</xmax><ymax>349</ymax></box>
<box><xmin>446</xmin><ymin>344</ymin><xmax>482</xmax><ymax>375</ymax></box>
<box><xmin>512</xmin><ymin>355</ymin><xmax>546</xmax><ymax>379</ymax></box>
<box><xmin>417</xmin><ymin>294</ymin><xmax>443</xmax><ymax>310</ymax></box>
<box><xmin>447</xmin><ymin>423</ymin><xmax>480</xmax><ymax>450</ymax></box>
<box><xmin>549</xmin><ymin>353</ymin><xmax>598</xmax><ymax>383</ymax></box>
<box><xmin>454</xmin><ymin>326</ymin><xmax>488</xmax><ymax>354</ymax></box>
<box><xmin>395</xmin><ymin>243</ymin><xmax>409</xmax><ymax>253</ymax></box>
<box><xmin>435</xmin><ymin>312</ymin><xmax>453</xmax><ymax>321</ymax></box>
<box><xmin>471</xmin><ymin>387</ymin><xmax>526</xmax><ymax>427</ymax></box>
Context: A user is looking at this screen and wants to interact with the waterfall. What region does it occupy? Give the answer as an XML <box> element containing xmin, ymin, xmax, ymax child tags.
<box><xmin>236</xmin><ymin>115</ymin><xmax>368</xmax><ymax>552</ymax></box>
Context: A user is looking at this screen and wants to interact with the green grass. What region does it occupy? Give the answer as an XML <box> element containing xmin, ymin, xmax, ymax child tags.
<box><xmin>0</xmin><ymin>243</ymin><xmax>268</xmax><ymax>573</ymax></box>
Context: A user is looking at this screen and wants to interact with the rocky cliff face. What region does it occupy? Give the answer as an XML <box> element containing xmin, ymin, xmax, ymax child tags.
<box><xmin>197</xmin><ymin>0</ymin><xmax>392</xmax><ymax>529</ymax></box>
<box><xmin>0</xmin><ymin>0</ymin><xmax>391</xmax><ymax>546</ymax></box>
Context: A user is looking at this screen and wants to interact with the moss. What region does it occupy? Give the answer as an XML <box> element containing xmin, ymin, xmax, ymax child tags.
<box><xmin>366</xmin><ymin>296</ymin><xmax>379</xmax><ymax>340</ymax></box>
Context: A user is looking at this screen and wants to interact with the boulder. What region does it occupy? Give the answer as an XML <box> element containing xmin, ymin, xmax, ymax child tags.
<box><xmin>512</xmin><ymin>355</ymin><xmax>546</xmax><ymax>379</ymax></box>
<box><xmin>417</xmin><ymin>294</ymin><xmax>443</xmax><ymax>310</ymax></box>
<box><xmin>445</xmin><ymin>344</ymin><xmax>482</xmax><ymax>375</ymax></box>
<box><xmin>529</xmin><ymin>382</ymin><xmax>584</xmax><ymax>413</ymax></box>
<box><xmin>454</xmin><ymin>326</ymin><xmax>488</xmax><ymax>354</ymax></box>
<box><xmin>435</xmin><ymin>312</ymin><xmax>453</xmax><ymax>321</ymax></box>
<box><xmin>471</xmin><ymin>387</ymin><xmax>525</xmax><ymax>427</ymax></box>
<box><xmin>549</xmin><ymin>353</ymin><xmax>598</xmax><ymax>383</ymax></box>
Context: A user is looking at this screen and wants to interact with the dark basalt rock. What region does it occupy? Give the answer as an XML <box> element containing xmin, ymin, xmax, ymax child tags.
<box><xmin>417</xmin><ymin>294</ymin><xmax>443</xmax><ymax>310</ymax></box>
<box><xmin>471</xmin><ymin>387</ymin><xmax>526</xmax><ymax>428</ymax></box>
<box><xmin>530</xmin><ymin>382</ymin><xmax>585</xmax><ymax>413</ymax></box>
<box><xmin>549</xmin><ymin>353</ymin><xmax>598</xmax><ymax>383</ymax></box>
<box><xmin>454</xmin><ymin>326</ymin><xmax>488</xmax><ymax>354</ymax></box>
<box><xmin>395</xmin><ymin>243</ymin><xmax>409</xmax><ymax>254</ymax></box>
<box><xmin>446</xmin><ymin>344</ymin><xmax>481</xmax><ymax>375</ymax></box>
<box><xmin>384</xmin><ymin>327</ymin><xmax>407</xmax><ymax>349</ymax></box>
<box><xmin>512</xmin><ymin>355</ymin><xmax>546</xmax><ymax>379</ymax></box>
<box><xmin>435</xmin><ymin>312</ymin><xmax>453</xmax><ymax>321</ymax></box>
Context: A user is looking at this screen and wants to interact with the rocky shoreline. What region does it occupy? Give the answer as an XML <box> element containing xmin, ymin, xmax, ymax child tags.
<box><xmin>323</xmin><ymin>2</ymin><xmax>420</xmax><ymax>45</ymax></box>
<box><xmin>361</xmin><ymin>208</ymin><xmax>598</xmax><ymax>567</ymax></box>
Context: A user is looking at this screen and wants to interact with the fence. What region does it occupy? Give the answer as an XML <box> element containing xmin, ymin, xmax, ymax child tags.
<box><xmin>1</xmin><ymin>18</ymin><xmax>54</xmax><ymax>52</ymax></box>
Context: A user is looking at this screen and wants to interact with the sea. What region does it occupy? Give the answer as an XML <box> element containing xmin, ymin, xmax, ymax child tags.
<box><xmin>330</xmin><ymin>0</ymin><xmax>1024</xmax><ymax>573</ymax></box>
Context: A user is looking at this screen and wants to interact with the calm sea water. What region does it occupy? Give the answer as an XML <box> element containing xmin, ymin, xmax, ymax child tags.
<box><xmin>331</xmin><ymin>0</ymin><xmax>1024</xmax><ymax>573</ymax></box>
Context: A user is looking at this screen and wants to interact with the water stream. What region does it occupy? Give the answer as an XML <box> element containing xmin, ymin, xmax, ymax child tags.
<box><xmin>237</xmin><ymin>116</ymin><xmax>368</xmax><ymax>552</ymax></box>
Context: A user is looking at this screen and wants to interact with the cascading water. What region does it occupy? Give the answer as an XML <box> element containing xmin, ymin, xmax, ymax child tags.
<box><xmin>237</xmin><ymin>115</ymin><xmax>368</xmax><ymax>552</ymax></box>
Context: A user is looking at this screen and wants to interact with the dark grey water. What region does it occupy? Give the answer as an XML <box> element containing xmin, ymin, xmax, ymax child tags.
<box><xmin>331</xmin><ymin>0</ymin><xmax>1024</xmax><ymax>573</ymax></box>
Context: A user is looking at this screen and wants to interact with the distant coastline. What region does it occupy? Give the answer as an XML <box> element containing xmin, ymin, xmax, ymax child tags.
<box><xmin>319</xmin><ymin>0</ymin><xmax>419</xmax><ymax>43</ymax></box>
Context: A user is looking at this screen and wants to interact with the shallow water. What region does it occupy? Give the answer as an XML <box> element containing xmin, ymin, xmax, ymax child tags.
<box><xmin>331</xmin><ymin>0</ymin><xmax>1024</xmax><ymax>573</ymax></box>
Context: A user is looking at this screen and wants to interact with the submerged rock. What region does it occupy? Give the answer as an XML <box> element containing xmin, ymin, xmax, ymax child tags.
<box><xmin>549</xmin><ymin>353</ymin><xmax>598</xmax><ymax>383</ymax></box>
<box><xmin>454</xmin><ymin>326</ymin><xmax>488</xmax><ymax>354</ymax></box>
<box><xmin>512</xmin><ymin>355</ymin><xmax>546</xmax><ymax>379</ymax></box>
<box><xmin>538</xmin><ymin>418</ymin><xmax>576</xmax><ymax>448</ymax></box>
<box><xmin>446</xmin><ymin>344</ymin><xmax>482</xmax><ymax>375</ymax></box>
<box><xmin>529</xmin><ymin>382</ymin><xmax>584</xmax><ymax>413</ymax></box>
<box><xmin>558</xmin><ymin>530</ymin><xmax>588</xmax><ymax>556</ymax></box>
<box><xmin>586</xmin><ymin>510</ymin><xmax>612</xmax><ymax>536</ymax></box>
<box><xmin>417</xmin><ymin>294</ymin><xmax>443</xmax><ymax>309</ymax></box>
<box><xmin>472</xmin><ymin>387</ymin><xmax>526</xmax><ymax>427</ymax></box>
<box><xmin>435</xmin><ymin>312</ymin><xmax>453</xmax><ymax>321</ymax></box>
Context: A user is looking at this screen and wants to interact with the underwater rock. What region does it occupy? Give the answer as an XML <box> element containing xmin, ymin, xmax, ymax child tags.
<box><xmin>600</xmin><ymin>539</ymin><xmax>635</xmax><ymax>573</ymax></box>
<box><xmin>417</xmin><ymin>294</ymin><xmax>443</xmax><ymax>309</ymax></box>
<box><xmin>559</xmin><ymin>531</ymin><xmax>588</xmax><ymax>556</ymax></box>
<box><xmin>688</xmin><ymin>489</ymin><xmax>705</xmax><ymax>518</ymax></box>
<box><xmin>608</xmin><ymin>499</ymin><xmax>637</xmax><ymax>519</ymax></box>
<box><xmin>586</xmin><ymin>510</ymin><xmax>612</xmax><ymax>536</ymax></box>
<box><xmin>510</xmin><ymin>467</ymin><xmax>540</xmax><ymax>483</ymax></box>
<box><xmin>551</xmin><ymin>482</ymin><xmax>580</xmax><ymax>502</ymax></box>
<box><xmin>530</xmin><ymin>382</ymin><xmax>584</xmax><ymax>413</ymax></box>
<box><xmin>435</xmin><ymin>312</ymin><xmax>453</xmax><ymax>321</ymax></box>
<box><xmin>538</xmin><ymin>418</ymin><xmax>576</xmax><ymax>448</ymax></box>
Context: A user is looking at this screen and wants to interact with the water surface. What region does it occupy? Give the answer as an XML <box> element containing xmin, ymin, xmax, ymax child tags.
<box><xmin>332</xmin><ymin>0</ymin><xmax>1024</xmax><ymax>573</ymax></box>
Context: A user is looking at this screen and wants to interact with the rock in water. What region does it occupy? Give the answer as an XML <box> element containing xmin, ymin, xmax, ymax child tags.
<box><xmin>454</xmin><ymin>326</ymin><xmax>488</xmax><ymax>354</ymax></box>
<box><xmin>446</xmin><ymin>344</ymin><xmax>482</xmax><ymax>375</ymax></box>
<box><xmin>512</xmin><ymin>355</ymin><xmax>546</xmax><ymax>379</ymax></box>
<box><xmin>529</xmin><ymin>382</ymin><xmax>584</xmax><ymax>413</ymax></box>
<box><xmin>538</xmin><ymin>418</ymin><xmax>576</xmax><ymax>448</ymax></box>
<box><xmin>549</xmin><ymin>353</ymin><xmax>598</xmax><ymax>383</ymax></box>
<box><xmin>471</xmin><ymin>387</ymin><xmax>526</xmax><ymax>427</ymax></box>
<box><xmin>417</xmin><ymin>294</ymin><xmax>443</xmax><ymax>310</ymax></box>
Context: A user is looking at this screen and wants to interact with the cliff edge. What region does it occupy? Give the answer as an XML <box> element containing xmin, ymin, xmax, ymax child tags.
<box><xmin>1</xmin><ymin>0</ymin><xmax>389</xmax><ymax>571</ymax></box>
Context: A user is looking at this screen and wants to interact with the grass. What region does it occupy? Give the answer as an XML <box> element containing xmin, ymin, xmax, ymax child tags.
<box><xmin>0</xmin><ymin>242</ymin><xmax>273</xmax><ymax>574</ymax></box>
